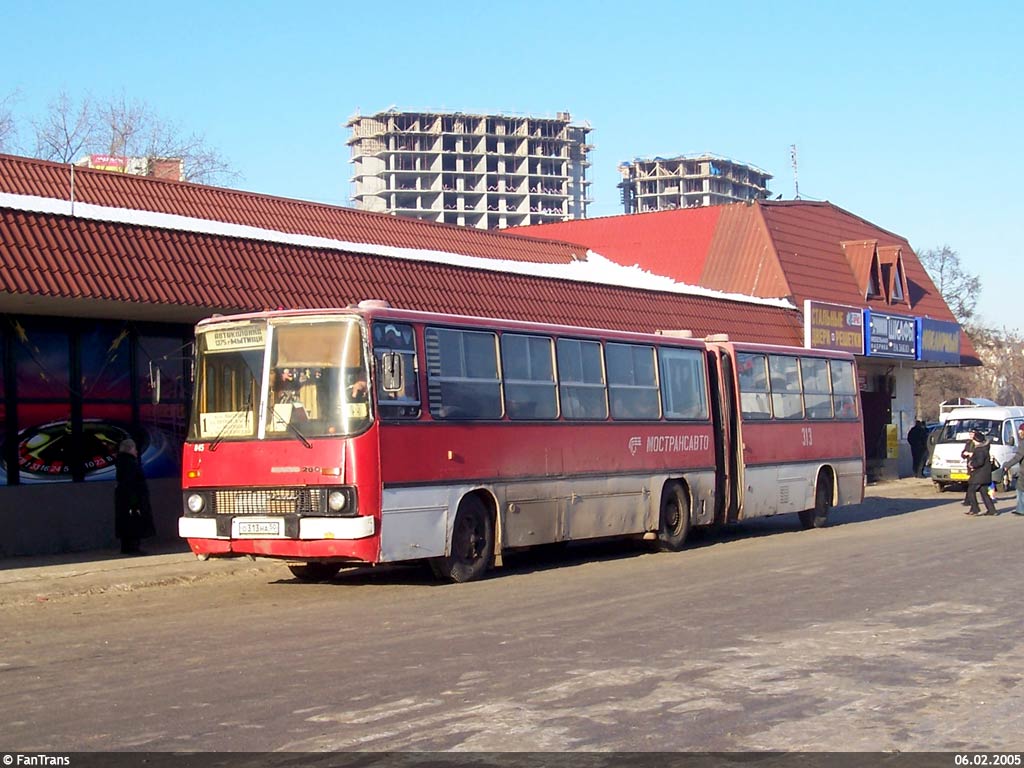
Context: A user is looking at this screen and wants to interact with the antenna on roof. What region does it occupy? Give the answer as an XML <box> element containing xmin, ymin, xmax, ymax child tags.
<box><xmin>790</xmin><ymin>144</ymin><xmax>800</xmax><ymax>200</ymax></box>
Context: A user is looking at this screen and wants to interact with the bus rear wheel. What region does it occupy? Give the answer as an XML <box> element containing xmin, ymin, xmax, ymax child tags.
<box><xmin>799</xmin><ymin>474</ymin><xmax>833</xmax><ymax>529</ymax></box>
<box><xmin>657</xmin><ymin>483</ymin><xmax>690</xmax><ymax>552</ymax></box>
<box><xmin>430</xmin><ymin>496</ymin><xmax>494</xmax><ymax>583</ymax></box>
<box><xmin>288</xmin><ymin>562</ymin><xmax>341</xmax><ymax>582</ymax></box>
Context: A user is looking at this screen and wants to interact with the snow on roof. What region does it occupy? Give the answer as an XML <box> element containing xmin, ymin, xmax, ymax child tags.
<box><xmin>0</xmin><ymin>191</ymin><xmax>795</xmax><ymax>311</ymax></box>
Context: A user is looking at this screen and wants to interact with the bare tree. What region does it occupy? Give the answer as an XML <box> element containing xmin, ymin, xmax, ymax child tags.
<box><xmin>32</xmin><ymin>92</ymin><xmax>95</xmax><ymax>164</ymax></box>
<box><xmin>918</xmin><ymin>245</ymin><xmax>981</xmax><ymax>323</ymax></box>
<box><xmin>912</xmin><ymin>243</ymin><xmax>1024</xmax><ymax>415</ymax></box>
<box><xmin>0</xmin><ymin>91</ymin><xmax>17</xmax><ymax>152</ymax></box>
<box><xmin>28</xmin><ymin>91</ymin><xmax>237</xmax><ymax>186</ymax></box>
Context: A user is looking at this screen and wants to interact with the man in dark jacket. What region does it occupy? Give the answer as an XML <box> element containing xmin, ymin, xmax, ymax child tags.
<box><xmin>907</xmin><ymin>420</ymin><xmax>929</xmax><ymax>477</ymax></box>
<box><xmin>964</xmin><ymin>430</ymin><xmax>998</xmax><ymax>516</ymax></box>
<box><xmin>1001</xmin><ymin>423</ymin><xmax>1024</xmax><ymax>516</ymax></box>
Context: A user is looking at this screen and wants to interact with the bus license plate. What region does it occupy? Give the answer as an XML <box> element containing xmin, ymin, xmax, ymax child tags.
<box><xmin>950</xmin><ymin>472</ymin><xmax>969</xmax><ymax>481</ymax></box>
<box><xmin>235</xmin><ymin>519</ymin><xmax>283</xmax><ymax>537</ymax></box>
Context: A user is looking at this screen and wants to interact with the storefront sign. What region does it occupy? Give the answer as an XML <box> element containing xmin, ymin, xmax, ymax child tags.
<box><xmin>918</xmin><ymin>317</ymin><xmax>961</xmax><ymax>364</ymax></box>
<box><xmin>804</xmin><ymin>300</ymin><xmax>865</xmax><ymax>354</ymax></box>
<box><xmin>865</xmin><ymin>310</ymin><xmax>917</xmax><ymax>359</ymax></box>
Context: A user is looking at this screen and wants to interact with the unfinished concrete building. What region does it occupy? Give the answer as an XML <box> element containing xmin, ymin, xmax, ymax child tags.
<box><xmin>617</xmin><ymin>154</ymin><xmax>772</xmax><ymax>213</ymax></box>
<box><xmin>346</xmin><ymin>110</ymin><xmax>592</xmax><ymax>229</ymax></box>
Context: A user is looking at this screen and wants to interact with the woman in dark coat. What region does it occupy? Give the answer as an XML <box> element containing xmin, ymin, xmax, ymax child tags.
<box><xmin>115</xmin><ymin>438</ymin><xmax>154</xmax><ymax>554</ymax></box>
<box><xmin>963</xmin><ymin>430</ymin><xmax>998</xmax><ymax>516</ymax></box>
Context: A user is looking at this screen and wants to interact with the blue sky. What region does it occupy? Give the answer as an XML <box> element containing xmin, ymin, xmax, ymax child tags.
<box><xmin>3</xmin><ymin>1</ymin><xmax>1021</xmax><ymax>329</ymax></box>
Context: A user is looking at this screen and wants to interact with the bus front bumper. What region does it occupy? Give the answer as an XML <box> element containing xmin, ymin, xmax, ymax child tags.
<box><xmin>179</xmin><ymin>515</ymin><xmax>375</xmax><ymax>541</ymax></box>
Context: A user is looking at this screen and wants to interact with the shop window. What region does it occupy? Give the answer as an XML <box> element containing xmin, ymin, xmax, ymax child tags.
<box><xmin>80</xmin><ymin>325</ymin><xmax>132</xmax><ymax>400</ymax></box>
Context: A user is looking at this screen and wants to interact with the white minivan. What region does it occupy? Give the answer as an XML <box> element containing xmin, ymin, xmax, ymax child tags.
<box><xmin>930</xmin><ymin>406</ymin><xmax>1024</xmax><ymax>492</ymax></box>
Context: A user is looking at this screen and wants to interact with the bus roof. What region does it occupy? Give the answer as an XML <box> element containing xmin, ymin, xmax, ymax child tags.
<box><xmin>194</xmin><ymin>303</ymin><xmax>854</xmax><ymax>359</ymax></box>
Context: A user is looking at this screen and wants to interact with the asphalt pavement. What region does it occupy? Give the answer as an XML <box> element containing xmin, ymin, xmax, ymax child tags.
<box><xmin>0</xmin><ymin>476</ymin><xmax>994</xmax><ymax>607</ymax></box>
<box><xmin>0</xmin><ymin>539</ymin><xmax>282</xmax><ymax>607</ymax></box>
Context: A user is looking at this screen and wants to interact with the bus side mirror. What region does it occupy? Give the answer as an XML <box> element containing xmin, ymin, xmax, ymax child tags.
<box><xmin>149</xmin><ymin>362</ymin><xmax>162</xmax><ymax>405</ymax></box>
<box><xmin>381</xmin><ymin>352</ymin><xmax>404</xmax><ymax>393</ymax></box>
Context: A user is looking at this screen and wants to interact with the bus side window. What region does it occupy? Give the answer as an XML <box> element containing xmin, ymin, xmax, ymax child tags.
<box><xmin>768</xmin><ymin>355</ymin><xmax>803</xmax><ymax>420</ymax></box>
<box><xmin>556</xmin><ymin>338</ymin><xmax>608</xmax><ymax>421</ymax></box>
<box><xmin>606</xmin><ymin>342</ymin><xmax>660</xmax><ymax>420</ymax></box>
<box><xmin>801</xmin><ymin>357</ymin><xmax>833</xmax><ymax>419</ymax></box>
<box><xmin>425</xmin><ymin>327</ymin><xmax>502</xmax><ymax>420</ymax></box>
<box><xmin>830</xmin><ymin>359</ymin><xmax>858</xmax><ymax>419</ymax></box>
<box><xmin>737</xmin><ymin>352</ymin><xmax>771</xmax><ymax>419</ymax></box>
<box><xmin>659</xmin><ymin>347</ymin><xmax>708</xmax><ymax>420</ymax></box>
<box><xmin>501</xmin><ymin>333</ymin><xmax>557</xmax><ymax>420</ymax></box>
<box><xmin>372</xmin><ymin>321</ymin><xmax>421</xmax><ymax>419</ymax></box>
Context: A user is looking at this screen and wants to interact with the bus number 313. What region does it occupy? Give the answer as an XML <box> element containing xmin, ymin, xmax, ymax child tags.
<box><xmin>802</xmin><ymin>427</ymin><xmax>813</xmax><ymax>446</ymax></box>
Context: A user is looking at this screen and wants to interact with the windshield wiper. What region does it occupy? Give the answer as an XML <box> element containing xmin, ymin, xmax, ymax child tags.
<box><xmin>210</xmin><ymin>390</ymin><xmax>253</xmax><ymax>452</ymax></box>
<box><xmin>265</xmin><ymin>398</ymin><xmax>313</xmax><ymax>449</ymax></box>
<box><xmin>274</xmin><ymin>410</ymin><xmax>312</xmax><ymax>449</ymax></box>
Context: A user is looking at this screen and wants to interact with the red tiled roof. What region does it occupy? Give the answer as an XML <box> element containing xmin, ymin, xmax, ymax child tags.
<box><xmin>0</xmin><ymin>153</ymin><xmax>585</xmax><ymax>264</ymax></box>
<box><xmin>511</xmin><ymin>207</ymin><xmax>721</xmax><ymax>284</ymax></box>
<box><xmin>703</xmin><ymin>204</ymin><xmax>790</xmax><ymax>297</ymax></box>
<box><xmin>755</xmin><ymin>201</ymin><xmax>954</xmax><ymax>321</ymax></box>
<box><xmin>510</xmin><ymin>199</ymin><xmax>976</xmax><ymax>363</ymax></box>
<box><xmin>0</xmin><ymin>208</ymin><xmax>802</xmax><ymax>344</ymax></box>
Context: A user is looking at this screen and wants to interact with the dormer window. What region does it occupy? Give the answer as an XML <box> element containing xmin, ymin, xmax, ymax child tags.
<box><xmin>891</xmin><ymin>260</ymin><xmax>905</xmax><ymax>301</ymax></box>
<box><xmin>866</xmin><ymin>261</ymin><xmax>883</xmax><ymax>298</ymax></box>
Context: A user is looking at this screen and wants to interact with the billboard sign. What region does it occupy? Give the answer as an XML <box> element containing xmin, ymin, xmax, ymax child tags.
<box><xmin>918</xmin><ymin>318</ymin><xmax>961</xmax><ymax>364</ymax></box>
<box><xmin>804</xmin><ymin>300</ymin><xmax>865</xmax><ymax>354</ymax></box>
<box><xmin>865</xmin><ymin>310</ymin><xmax>917</xmax><ymax>359</ymax></box>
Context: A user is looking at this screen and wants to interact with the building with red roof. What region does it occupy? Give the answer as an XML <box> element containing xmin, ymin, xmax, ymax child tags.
<box><xmin>0</xmin><ymin>154</ymin><xmax>805</xmax><ymax>556</ymax></box>
<box><xmin>516</xmin><ymin>202</ymin><xmax>974</xmax><ymax>481</ymax></box>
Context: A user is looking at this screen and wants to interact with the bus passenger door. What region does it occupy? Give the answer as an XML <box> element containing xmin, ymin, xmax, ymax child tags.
<box><xmin>709</xmin><ymin>346</ymin><xmax>743</xmax><ymax>524</ymax></box>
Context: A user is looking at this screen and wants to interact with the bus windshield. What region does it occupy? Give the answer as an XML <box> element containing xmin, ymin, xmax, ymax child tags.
<box><xmin>189</xmin><ymin>317</ymin><xmax>371</xmax><ymax>442</ymax></box>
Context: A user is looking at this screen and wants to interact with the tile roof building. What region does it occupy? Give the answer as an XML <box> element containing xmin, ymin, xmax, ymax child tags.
<box><xmin>515</xmin><ymin>203</ymin><xmax>975</xmax><ymax>484</ymax></box>
<box><xmin>0</xmin><ymin>153</ymin><xmax>803</xmax><ymax>557</ymax></box>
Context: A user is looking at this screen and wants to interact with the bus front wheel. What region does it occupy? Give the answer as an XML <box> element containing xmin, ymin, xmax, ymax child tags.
<box><xmin>430</xmin><ymin>496</ymin><xmax>494</xmax><ymax>583</ymax></box>
<box><xmin>800</xmin><ymin>474</ymin><xmax>833</xmax><ymax>529</ymax></box>
<box><xmin>288</xmin><ymin>562</ymin><xmax>341</xmax><ymax>582</ymax></box>
<box><xmin>657</xmin><ymin>483</ymin><xmax>690</xmax><ymax>552</ymax></box>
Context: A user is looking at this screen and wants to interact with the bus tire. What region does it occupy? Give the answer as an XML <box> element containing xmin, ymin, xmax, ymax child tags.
<box><xmin>935</xmin><ymin>482</ymin><xmax>947</xmax><ymax>493</ymax></box>
<box><xmin>657</xmin><ymin>482</ymin><xmax>690</xmax><ymax>552</ymax></box>
<box><xmin>800</xmin><ymin>473</ymin><xmax>833</xmax><ymax>529</ymax></box>
<box><xmin>430</xmin><ymin>496</ymin><xmax>494</xmax><ymax>583</ymax></box>
<box><xmin>288</xmin><ymin>562</ymin><xmax>341</xmax><ymax>582</ymax></box>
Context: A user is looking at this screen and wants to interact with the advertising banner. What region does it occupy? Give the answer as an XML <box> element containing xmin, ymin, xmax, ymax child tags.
<box><xmin>865</xmin><ymin>310</ymin><xmax>917</xmax><ymax>359</ymax></box>
<box><xmin>918</xmin><ymin>317</ymin><xmax>961</xmax><ymax>364</ymax></box>
<box><xmin>803</xmin><ymin>300</ymin><xmax>865</xmax><ymax>354</ymax></box>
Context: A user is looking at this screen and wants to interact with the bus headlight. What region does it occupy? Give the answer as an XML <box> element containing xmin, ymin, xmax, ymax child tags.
<box><xmin>328</xmin><ymin>490</ymin><xmax>347</xmax><ymax>512</ymax></box>
<box><xmin>186</xmin><ymin>493</ymin><xmax>206</xmax><ymax>514</ymax></box>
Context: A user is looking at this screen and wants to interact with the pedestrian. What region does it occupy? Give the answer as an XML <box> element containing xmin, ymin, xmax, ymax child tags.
<box><xmin>958</xmin><ymin>432</ymin><xmax>978</xmax><ymax>506</ymax></box>
<box><xmin>907</xmin><ymin>419</ymin><xmax>929</xmax><ymax>477</ymax></box>
<box><xmin>114</xmin><ymin>438</ymin><xmax>155</xmax><ymax>554</ymax></box>
<box><xmin>1001</xmin><ymin>423</ymin><xmax>1024</xmax><ymax>516</ymax></box>
<box><xmin>963</xmin><ymin>430</ymin><xmax>998</xmax><ymax>517</ymax></box>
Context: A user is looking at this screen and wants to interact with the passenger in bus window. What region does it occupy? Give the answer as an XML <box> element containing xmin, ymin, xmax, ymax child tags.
<box><xmin>349</xmin><ymin>376</ymin><xmax>368</xmax><ymax>400</ymax></box>
<box><xmin>275</xmin><ymin>368</ymin><xmax>302</xmax><ymax>404</ymax></box>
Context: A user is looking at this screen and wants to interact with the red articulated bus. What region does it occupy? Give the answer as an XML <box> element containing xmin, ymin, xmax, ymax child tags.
<box><xmin>179</xmin><ymin>301</ymin><xmax>865</xmax><ymax>582</ymax></box>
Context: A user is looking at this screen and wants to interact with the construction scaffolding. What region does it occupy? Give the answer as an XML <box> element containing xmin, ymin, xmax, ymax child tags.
<box><xmin>617</xmin><ymin>154</ymin><xmax>772</xmax><ymax>213</ymax></box>
<box><xmin>346</xmin><ymin>109</ymin><xmax>593</xmax><ymax>230</ymax></box>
